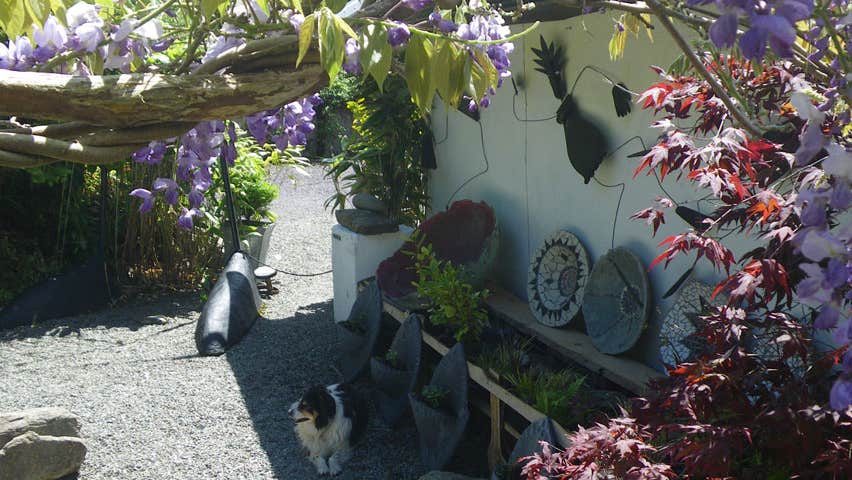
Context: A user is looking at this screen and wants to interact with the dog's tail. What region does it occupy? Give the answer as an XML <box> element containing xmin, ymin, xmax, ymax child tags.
<box><xmin>339</xmin><ymin>384</ymin><xmax>369</xmax><ymax>445</ymax></box>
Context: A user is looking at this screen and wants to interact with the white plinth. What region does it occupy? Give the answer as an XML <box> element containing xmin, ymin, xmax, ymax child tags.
<box><xmin>332</xmin><ymin>223</ymin><xmax>413</xmax><ymax>322</ymax></box>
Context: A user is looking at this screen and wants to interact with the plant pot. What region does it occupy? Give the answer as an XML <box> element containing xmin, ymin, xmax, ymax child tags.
<box><xmin>335</xmin><ymin>281</ymin><xmax>382</xmax><ymax>382</ymax></box>
<box><xmin>491</xmin><ymin>418</ymin><xmax>558</xmax><ymax>480</ymax></box>
<box><xmin>370</xmin><ymin>314</ymin><xmax>423</xmax><ymax>425</ymax></box>
<box><xmin>409</xmin><ymin>342</ymin><xmax>470</xmax><ymax>471</ymax></box>
<box><xmin>223</xmin><ymin>219</ymin><xmax>276</xmax><ymax>269</ymax></box>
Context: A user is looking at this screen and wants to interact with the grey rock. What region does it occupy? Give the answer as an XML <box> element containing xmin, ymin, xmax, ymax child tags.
<box><xmin>420</xmin><ymin>472</ymin><xmax>485</xmax><ymax>480</ymax></box>
<box><xmin>0</xmin><ymin>408</ymin><xmax>81</xmax><ymax>448</ymax></box>
<box><xmin>0</xmin><ymin>431</ymin><xmax>86</xmax><ymax>480</ymax></box>
<box><xmin>351</xmin><ymin>192</ymin><xmax>388</xmax><ymax>214</ymax></box>
<box><xmin>335</xmin><ymin>209</ymin><xmax>399</xmax><ymax>235</ymax></box>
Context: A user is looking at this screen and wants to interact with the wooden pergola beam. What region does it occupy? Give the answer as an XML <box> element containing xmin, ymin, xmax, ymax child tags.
<box><xmin>0</xmin><ymin>65</ymin><xmax>327</xmax><ymax>129</ymax></box>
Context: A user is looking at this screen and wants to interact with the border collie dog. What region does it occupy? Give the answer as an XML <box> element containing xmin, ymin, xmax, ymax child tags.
<box><xmin>289</xmin><ymin>384</ymin><xmax>368</xmax><ymax>476</ymax></box>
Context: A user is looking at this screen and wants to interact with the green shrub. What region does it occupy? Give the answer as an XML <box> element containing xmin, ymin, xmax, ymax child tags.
<box><xmin>411</xmin><ymin>241</ymin><xmax>489</xmax><ymax>342</ymax></box>
<box><xmin>421</xmin><ymin>385</ymin><xmax>450</xmax><ymax>409</ymax></box>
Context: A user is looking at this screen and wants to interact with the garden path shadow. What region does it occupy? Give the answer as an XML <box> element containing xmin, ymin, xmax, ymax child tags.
<box><xmin>224</xmin><ymin>299</ymin><xmax>429</xmax><ymax>480</ymax></box>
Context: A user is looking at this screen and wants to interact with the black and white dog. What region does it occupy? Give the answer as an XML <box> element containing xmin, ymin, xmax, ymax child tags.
<box><xmin>289</xmin><ymin>384</ymin><xmax>368</xmax><ymax>476</ymax></box>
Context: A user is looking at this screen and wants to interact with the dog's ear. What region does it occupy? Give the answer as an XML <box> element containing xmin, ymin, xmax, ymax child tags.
<box><xmin>314</xmin><ymin>388</ymin><xmax>336</xmax><ymax>430</ymax></box>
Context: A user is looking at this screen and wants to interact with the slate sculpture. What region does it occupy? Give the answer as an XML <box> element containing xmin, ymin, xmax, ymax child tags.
<box><xmin>370</xmin><ymin>314</ymin><xmax>423</xmax><ymax>425</ymax></box>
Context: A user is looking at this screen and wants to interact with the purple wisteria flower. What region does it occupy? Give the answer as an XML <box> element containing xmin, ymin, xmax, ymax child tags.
<box><xmin>188</xmin><ymin>185</ymin><xmax>206</xmax><ymax>208</ymax></box>
<box><xmin>387</xmin><ymin>23</ymin><xmax>411</xmax><ymax>47</ymax></box>
<box><xmin>288</xmin><ymin>12</ymin><xmax>306</xmax><ymax>33</ymax></box>
<box><xmin>0</xmin><ymin>37</ymin><xmax>34</xmax><ymax>70</ymax></box>
<box><xmin>177</xmin><ymin>208</ymin><xmax>201</xmax><ymax>230</ymax></box>
<box><xmin>429</xmin><ymin>12</ymin><xmax>458</xmax><ymax>33</ymax></box>
<box><xmin>702</xmin><ymin>0</ymin><xmax>815</xmax><ymax>60</ymax></box>
<box><xmin>130</xmin><ymin>189</ymin><xmax>155</xmax><ymax>213</ymax></box>
<box><xmin>831</xmin><ymin>376</ymin><xmax>852</xmax><ymax>411</ymax></box>
<box><xmin>708</xmin><ymin>12</ymin><xmax>738</xmax><ymax>48</ymax></box>
<box><xmin>794</xmin><ymin>139</ymin><xmax>852</xmax><ymax>412</ymax></box>
<box><xmin>151</xmin><ymin>38</ymin><xmax>174</xmax><ymax>52</ymax></box>
<box><xmin>66</xmin><ymin>1</ymin><xmax>105</xmax><ymax>53</ymax></box>
<box><xmin>34</xmin><ymin>15</ymin><xmax>68</xmax><ymax>51</ymax></box>
<box><xmin>402</xmin><ymin>0</ymin><xmax>433</xmax><ymax>11</ymax></box>
<box><xmin>132</xmin><ymin>141</ymin><xmax>167</xmax><ymax>165</ymax></box>
<box><xmin>153</xmin><ymin>177</ymin><xmax>180</xmax><ymax>206</ymax></box>
<box><xmin>343</xmin><ymin>38</ymin><xmax>361</xmax><ymax>75</ymax></box>
<box><xmin>202</xmin><ymin>24</ymin><xmax>245</xmax><ymax>64</ymax></box>
<box><xmin>244</xmin><ymin>96</ymin><xmax>319</xmax><ymax>150</ymax></box>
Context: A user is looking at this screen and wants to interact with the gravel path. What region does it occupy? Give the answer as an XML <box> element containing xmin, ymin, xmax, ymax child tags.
<box><xmin>0</xmin><ymin>165</ymin><xmax>426</xmax><ymax>480</ymax></box>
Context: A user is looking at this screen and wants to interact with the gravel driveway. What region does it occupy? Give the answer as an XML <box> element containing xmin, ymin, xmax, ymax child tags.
<box><xmin>0</xmin><ymin>165</ymin><xmax>425</xmax><ymax>480</ymax></box>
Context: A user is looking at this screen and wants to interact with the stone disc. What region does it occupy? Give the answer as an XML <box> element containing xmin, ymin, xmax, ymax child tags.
<box><xmin>528</xmin><ymin>230</ymin><xmax>591</xmax><ymax>327</ymax></box>
<box><xmin>583</xmin><ymin>247</ymin><xmax>651</xmax><ymax>354</ymax></box>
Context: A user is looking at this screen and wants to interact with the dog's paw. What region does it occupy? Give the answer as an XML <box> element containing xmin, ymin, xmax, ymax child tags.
<box><xmin>312</xmin><ymin>457</ymin><xmax>330</xmax><ymax>475</ymax></box>
<box><xmin>327</xmin><ymin>461</ymin><xmax>342</xmax><ymax>476</ymax></box>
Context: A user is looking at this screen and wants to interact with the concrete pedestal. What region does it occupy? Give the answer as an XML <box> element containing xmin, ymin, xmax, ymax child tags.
<box><xmin>332</xmin><ymin>223</ymin><xmax>413</xmax><ymax>322</ymax></box>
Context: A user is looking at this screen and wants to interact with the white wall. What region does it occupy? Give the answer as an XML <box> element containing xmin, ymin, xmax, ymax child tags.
<box><xmin>428</xmin><ymin>14</ymin><xmax>757</xmax><ymax>369</ymax></box>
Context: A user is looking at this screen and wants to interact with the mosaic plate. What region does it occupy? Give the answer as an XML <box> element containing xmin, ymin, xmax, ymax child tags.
<box><xmin>660</xmin><ymin>281</ymin><xmax>722</xmax><ymax>367</ymax></box>
<box><xmin>528</xmin><ymin>230</ymin><xmax>591</xmax><ymax>327</ymax></box>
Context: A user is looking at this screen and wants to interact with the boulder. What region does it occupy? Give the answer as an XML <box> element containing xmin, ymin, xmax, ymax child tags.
<box><xmin>420</xmin><ymin>472</ymin><xmax>485</xmax><ymax>480</ymax></box>
<box><xmin>0</xmin><ymin>408</ymin><xmax>81</xmax><ymax>448</ymax></box>
<box><xmin>351</xmin><ymin>192</ymin><xmax>388</xmax><ymax>214</ymax></box>
<box><xmin>0</xmin><ymin>432</ymin><xmax>86</xmax><ymax>480</ymax></box>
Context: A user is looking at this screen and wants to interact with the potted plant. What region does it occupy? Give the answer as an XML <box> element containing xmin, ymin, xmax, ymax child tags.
<box><xmin>370</xmin><ymin>314</ymin><xmax>423</xmax><ymax>425</ymax></box>
<box><xmin>335</xmin><ymin>281</ymin><xmax>382</xmax><ymax>382</ymax></box>
<box><xmin>409</xmin><ymin>342</ymin><xmax>470</xmax><ymax>471</ymax></box>
<box><xmin>376</xmin><ymin>200</ymin><xmax>499</xmax><ymax>309</ymax></box>
<box><xmin>323</xmin><ymin>76</ymin><xmax>430</xmax><ymax>227</ymax></box>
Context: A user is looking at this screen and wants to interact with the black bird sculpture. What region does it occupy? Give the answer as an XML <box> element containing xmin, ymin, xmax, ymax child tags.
<box><xmin>531</xmin><ymin>35</ymin><xmax>632</xmax><ymax>184</ymax></box>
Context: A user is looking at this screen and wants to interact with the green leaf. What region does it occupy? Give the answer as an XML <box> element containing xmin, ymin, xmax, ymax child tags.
<box><xmin>201</xmin><ymin>0</ymin><xmax>225</xmax><ymax>19</ymax></box>
<box><xmin>472</xmin><ymin>48</ymin><xmax>498</xmax><ymax>92</ymax></box>
<box><xmin>326</xmin><ymin>0</ymin><xmax>349</xmax><ymax>13</ymax></box>
<box><xmin>255</xmin><ymin>0</ymin><xmax>269</xmax><ymax>15</ymax></box>
<box><xmin>641</xmin><ymin>14</ymin><xmax>654</xmax><ymax>41</ymax></box>
<box><xmin>334</xmin><ymin>15</ymin><xmax>357</xmax><ymax>39</ymax></box>
<box><xmin>0</xmin><ymin>0</ymin><xmax>28</xmax><ymax>38</ymax></box>
<box><xmin>25</xmin><ymin>0</ymin><xmax>47</xmax><ymax>28</ymax></box>
<box><xmin>359</xmin><ymin>24</ymin><xmax>391</xmax><ymax>91</ymax></box>
<box><xmin>433</xmin><ymin>39</ymin><xmax>465</xmax><ymax>106</ymax></box>
<box><xmin>405</xmin><ymin>32</ymin><xmax>435</xmax><ymax>113</ymax></box>
<box><xmin>296</xmin><ymin>12</ymin><xmax>316</xmax><ymax>68</ymax></box>
<box><xmin>609</xmin><ymin>24</ymin><xmax>627</xmax><ymax>60</ymax></box>
<box><xmin>469</xmin><ymin>56</ymin><xmax>488</xmax><ymax>102</ymax></box>
<box><xmin>290</xmin><ymin>0</ymin><xmax>303</xmax><ymax>13</ymax></box>
<box><xmin>625</xmin><ymin>13</ymin><xmax>641</xmax><ymax>36</ymax></box>
<box><xmin>49</xmin><ymin>0</ymin><xmax>68</xmax><ymax>18</ymax></box>
<box><xmin>318</xmin><ymin>8</ymin><xmax>345</xmax><ymax>81</ymax></box>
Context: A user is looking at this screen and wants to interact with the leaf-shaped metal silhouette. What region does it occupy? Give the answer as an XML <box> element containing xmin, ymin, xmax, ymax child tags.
<box><xmin>675</xmin><ymin>205</ymin><xmax>713</xmax><ymax>233</ymax></box>
<box><xmin>612</xmin><ymin>82</ymin><xmax>632</xmax><ymax>117</ymax></box>
<box><xmin>557</xmin><ymin>95</ymin><xmax>609</xmax><ymax>184</ymax></box>
<box><xmin>530</xmin><ymin>35</ymin><xmax>567</xmax><ymax>100</ymax></box>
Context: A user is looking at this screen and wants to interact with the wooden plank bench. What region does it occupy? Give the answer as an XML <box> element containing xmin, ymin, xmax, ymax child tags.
<box><xmin>484</xmin><ymin>286</ymin><xmax>664</xmax><ymax>396</ymax></box>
